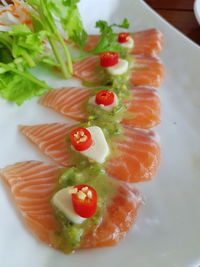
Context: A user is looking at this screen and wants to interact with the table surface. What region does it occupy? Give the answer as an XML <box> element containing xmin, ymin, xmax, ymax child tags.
<box><xmin>144</xmin><ymin>0</ymin><xmax>200</xmax><ymax>45</ymax></box>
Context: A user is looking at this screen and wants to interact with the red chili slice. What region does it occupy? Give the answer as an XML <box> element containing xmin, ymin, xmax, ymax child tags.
<box><xmin>100</xmin><ymin>51</ymin><xmax>119</xmax><ymax>67</ymax></box>
<box><xmin>118</xmin><ymin>32</ymin><xmax>130</xmax><ymax>43</ymax></box>
<box><xmin>95</xmin><ymin>90</ymin><xmax>115</xmax><ymax>106</ymax></box>
<box><xmin>71</xmin><ymin>184</ymin><xmax>97</xmax><ymax>218</ymax></box>
<box><xmin>70</xmin><ymin>127</ymin><xmax>92</xmax><ymax>152</ymax></box>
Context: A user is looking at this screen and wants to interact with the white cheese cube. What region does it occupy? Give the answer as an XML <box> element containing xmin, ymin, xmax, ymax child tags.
<box><xmin>107</xmin><ymin>59</ymin><xmax>128</xmax><ymax>75</ymax></box>
<box><xmin>52</xmin><ymin>188</ymin><xmax>85</xmax><ymax>224</ymax></box>
<box><xmin>119</xmin><ymin>36</ymin><xmax>134</xmax><ymax>49</ymax></box>
<box><xmin>80</xmin><ymin>126</ymin><xmax>109</xmax><ymax>163</ymax></box>
<box><xmin>88</xmin><ymin>93</ymin><xmax>118</xmax><ymax>111</ymax></box>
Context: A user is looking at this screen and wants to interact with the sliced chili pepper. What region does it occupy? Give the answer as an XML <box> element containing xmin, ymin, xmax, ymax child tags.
<box><xmin>118</xmin><ymin>32</ymin><xmax>130</xmax><ymax>43</ymax></box>
<box><xmin>100</xmin><ymin>51</ymin><xmax>118</xmax><ymax>67</ymax></box>
<box><xmin>95</xmin><ymin>90</ymin><xmax>115</xmax><ymax>106</ymax></box>
<box><xmin>70</xmin><ymin>127</ymin><xmax>92</xmax><ymax>152</ymax></box>
<box><xmin>71</xmin><ymin>184</ymin><xmax>97</xmax><ymax>218</ymax></box>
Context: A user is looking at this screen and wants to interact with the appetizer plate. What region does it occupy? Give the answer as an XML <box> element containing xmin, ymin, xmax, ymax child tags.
<box><xmin>0</xmin><ymin>0</ymin><xmax>200</xmax><ymax>266</ymax></box>
<box><xmin>194</xmin><ymin>0</ymin><xmax>200</xmax><ymax>25</ymax></box>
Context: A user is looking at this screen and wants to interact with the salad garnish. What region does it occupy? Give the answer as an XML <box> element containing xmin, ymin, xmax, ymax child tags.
<box><xmin>90</xmin><ymin>19</ymin><xmax>129</xmax><ymax>54</ymax></box>
<box><xmin>0</xmin><ymin>0</ymin><xmax>87</xmax><ymax>104</ymax></box>
<box><xmin>0</xmin><ymin>0</ymin><xmax>130</xmax><ymax>105</ymax></box>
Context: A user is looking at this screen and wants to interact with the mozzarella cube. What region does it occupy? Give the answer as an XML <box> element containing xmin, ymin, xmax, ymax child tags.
<box><xmin>52</xmin><ymin>188</ymin><xmax>86</xmax><ymax>224</ymax></box>
<box><xmin>107</xmin><ymin>59</ymin><xmax>129</xmax><ymax>76</ymax></box>
<box><xmin>88</xmin><ymin>92</ymin><xmax>118</xmax><ymax>111</ymax></box>
<box><xmin>80</xmin><ymin>126</ymin><xmax>109</xmax><ymax>164</ymax></box>
<box><xmin>119</xmin><ymin>36</ymin><xmax>134</xmax><ymax>49</ymax></box>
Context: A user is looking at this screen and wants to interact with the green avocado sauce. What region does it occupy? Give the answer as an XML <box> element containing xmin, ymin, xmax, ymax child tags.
<box><xmin>50</xmin><ymin>48</ymin><xmax>134</xmax><ymax>254</ymax></box>
<box><xmin>51</xmin><ymin>165</ymin><xmax>117</xmax><ymax>254</ymax></box>
<box><xmin>86</xmin><ymin>102</ymin><xmax>125</xmax><ymax>137</ymax></box>
<box><xmin>81</xmin><ymin>56</ymin><xmax>134</xmax><ymax>136</ymax></box>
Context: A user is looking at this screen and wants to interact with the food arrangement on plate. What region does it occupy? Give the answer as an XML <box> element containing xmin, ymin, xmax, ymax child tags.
<box><xmin>0</xmin><ymin>0</ymin><xmax>164</xmax><ymax>253</ymax></box>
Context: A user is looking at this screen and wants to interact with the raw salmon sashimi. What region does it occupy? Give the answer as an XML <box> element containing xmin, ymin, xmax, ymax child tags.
<box><xmin>123</xmin><ymin>86</ymin><xmax>161</xmax><ymax>129</ymax></box>
<box><xmin>130</xmin><ymin>55</ymin><xmax>164</xmax><ymax>88</ymax></box>
<box><xmin>0</xmin><ymin>161</ymin><xmax>60</xmax><ymax>243</ymax></box>
<box><xmin>20</xmin><ymin>123</ymin><xmax>160</xmax><ymax>183</ymax></box>
<box><xmin>73</xmin><ymin>55</ymin><xmax>164</xmax><ymax>88</ymax></box>
<box><xmin>105</xmin><ymin>124</ymin><xmax>160</xmax><ymax>183</ymax></box>
<box><xmin>0</xmin><ymin>161</ymin><xmax>142</xmax><ymax>248</ymax></box>
<box><xmin>19</xmin><ymin>123</ymin><xmax>76</xmax><ymax>168</ymax></box>
<box><xmin>84</xmin><ymin>29</ymin><xmax>164</xmax><ymax>56</ymax></box>
<box><xmin>39</xmin><ymin>86</ymin><xmax>161</xmax><ymax>129</ymax></box>
<box><xmin>39</xmin><ymin>87</ymin><xmax>91</xmax><ymax>122</ymax></box>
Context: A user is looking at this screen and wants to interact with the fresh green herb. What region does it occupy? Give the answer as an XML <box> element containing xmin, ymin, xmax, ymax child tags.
<box><xmin>26</xmin><ymin>0</ymin><xmax>87</xmax><ymax>77</ymax></box>
<box><xmin>0</xmin><ymin>25</ymin><xmax>47</xmax><ymax>68</ymax></box>
<box><xmin>90</xmin><ymin>18</ymin><xmax>130</xmax><ymax>54</ymax></box>
<box><xmin>0</xmin><ymin>60</ymin><xmax>51</xmax><ymax>105</ymax></box>
<box><xmin>46</xmin><ymin>0</ymin><xmax>88</xmax><ymax>49</ymax></box>
<box><xmin>111</xmin><ymin>18</ymin><xmax>130</xmax><ymax>29</ymax></box>
<box><xmin>0</xmin><ymin>25</ymin><xmax>50</xmax><ymax>68</ymax></box>
<box><xmin>0</xmin><ymin>25</ymin><xmax>52</xmax><ymax>104</ymax></box>
<box><xmin>26</xmin><ymin>0</ymin><xmax>73</xmax><ymax>78</ymax></box>
<box><xmin>0</xmin><ymin>46</ymin><xmax>12</xmax><ymax>64</ymax></box>
<box><xmin>0</xmin><ymin>0</ymin><xmax>88</xmax><ymax>104</ymax></box>
<box><xmin>0</xmin><ymin>32</ymin><xmax>12</xmax><ymax>51</ymax></box>
<box><xmin>70</xmin><ymin>28</ymin><xmax>88</xmax><ymax>50</ymax></box>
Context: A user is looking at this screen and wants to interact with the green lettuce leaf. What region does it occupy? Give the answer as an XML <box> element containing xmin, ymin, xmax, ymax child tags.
<box><xmin>9</xmin><ymin>25</ymin><xmax>47</xmax><ymax>68</ymax></box>
<box><xmin>0</xmin><ymin>46</ymin><xmax>13</xmax><ymax>63</ymax></box>
<box><xmin>46</xmin><ymin>0</ymin><xmax>87</xmax><ymax>49</ymax></box>
<box><xmin>26</xmin><ymin>0</ymin><xmax>73</xmax><ymax>77</ymax></box>
<box><xmin>0</xmin><ymin>61</ymin><xmax>51</xmax><ymax>105</ymax></box>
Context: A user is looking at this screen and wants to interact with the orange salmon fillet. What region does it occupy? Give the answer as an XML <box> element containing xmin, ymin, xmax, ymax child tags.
<box><xmin>0</xmin><ymin>161</ymin><xmax>59</xmax><ymax>244</ymax></box>
<box><xmin>73</xmin><ymin>55</ymin><xmax>164</xmax><ymax>88</ymax></box>
<box><xmin>39</xmin><ymin>87</ymin><xmax>91</xmax><ymax>121</ymax></box>
<box><xmin>19</xmin><ymin>123</ymin><xmax>76</xmax><ymax>168</ymax></box>
<box><xmin>84</xmin><ymin>29</ymin><xmax>164</xmax><ymax>56</ymax></box>
<box><xmin>81</xmin><ymin>184</ymin><xmax>142</xmax><ymax>248</ymax></box>
<box><xmin>73</xmin><ymin>55</ymin><xmax>102</xmax><ymax>84</ymax></box>
<box><xmin>20</xmin><ymin>123</ymin><xmax>160</xmax><ymax>183</ymax></box>
<box><xmin>130</xmin><ymin>55</ymin><xmax>164</xmax><ymax>88</ymax></box>
<box><xmin>123</xmin><ymin>86</ymin><xmax>161</xmax><ymax>129</ymax></box>
<box><xmin>40</xmin><ymin>86</ymin><xmax>161</xmax><ymax>129</ymax></box>
<box><xmin>106</xmin><ymin>124</ymin><xmax>160</xmax><ymax>183</ymax></box>
<box><xmin>0</xmin><ymin>161</ymin><xmax>142</xmax><ymax>249</ymax></box>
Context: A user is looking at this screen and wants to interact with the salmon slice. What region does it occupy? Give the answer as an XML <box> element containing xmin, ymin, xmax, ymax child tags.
<box><xmin>73</xmin><ymin>55</ymin><xmax>164</xmax><ymax>88</ymax></box>
<box><xmin>0</xmin><ymin>161</ymin><xmax>142</xmax><ymax>249</ymax></box>
<box><xmin>0</xmin><ymin>161</ymin><xmax>59</xmax><ymax>244</ymax></box>
<box><xmin>73</xmin><ymin>55</ymin><xmax>102</xmax><ymax>84</ymax></box>
<box><xmin>106</xmin><ymin>124</ymin><xmax>160</xmax><ymax>183</ymax></box>
<box><xmin>84</xmin><ymin>29</ymin><xmax>164</xmax><ymax>56</ymax></box>
<box><xmin>123</xmin><ymin>86</ymin><xmax>161</xmax><ymax>129</ymax></box>
<box><xmin>20</xmin><ymin>123</ymin><xmax>160</xmax><ymax>183</ymax></box>
<box><xmin>40</xmin><ymin>86</ymin><xmax>161</xmax><ymax>129</ymax></box>
<box><xmin>81</xmin><ymin>184</ymin><xmax>142</xmax><ymax>248</ymax></box>
<box><xmin>19</xmin><ymin>123</ymin><xmax>76</xmax><ymax>168</ymax></box>
<box><xmin>39</xmin><ymin>87</ymin><xmax>91</xmax><ymax>121</ymax></box>
<box><xmin>130</xmin><ymin>55</ymin><xmax>164</xmax><ymax>88</ymax></box>
<box><xmin>132</xmin><ymin>29</ymin><xmax>164</xmax><ymax>56</ymax></box>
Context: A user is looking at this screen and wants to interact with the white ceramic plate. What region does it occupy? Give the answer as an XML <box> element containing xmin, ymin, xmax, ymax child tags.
<box><xmin>0</xmin><ymin>1</ymin><xmax>200</xmax><ymax>266</ymax></box>
<box><xmin>194</xmin><ymin>0</ymin><xmax>200</xmax><ymax>25</ymax></box>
